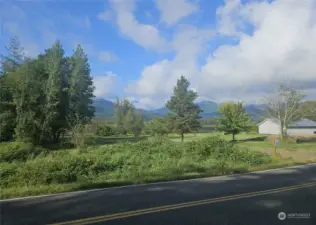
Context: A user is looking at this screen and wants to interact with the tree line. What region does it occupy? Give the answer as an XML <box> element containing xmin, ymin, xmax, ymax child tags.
<box><xmin>1</xmin><ymin>37</ymin><xmax>315</xmax><ymax>145</ymax></box>
<box><xmin>0</xmin><ymin>37</ymin><xmax>95</xmax><ymax>145</ymax></box>
<box><xmin>144</xmin><ymin>78</ymin><xmax>316</xmax><ymax>141</ymax></box>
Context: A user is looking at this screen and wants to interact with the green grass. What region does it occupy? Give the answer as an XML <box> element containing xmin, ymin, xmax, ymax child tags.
<box><xmin>238</xmin><ymin>141</ymin><xmax>316</xmax><ymax>151</ymax></box>
<box><xmin>169</xmin><ymin>132</ymin><xmax>267</xmax><ymax>142</ymax></box>
<box><xmin>169</xmin><ymin>132</ymin><xmax>316</xmax><ymax>151</ymax></box>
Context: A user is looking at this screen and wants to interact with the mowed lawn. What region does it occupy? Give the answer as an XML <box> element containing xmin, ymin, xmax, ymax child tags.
<box><xmin>169</xmin><ymin>132</ymin><xmax>316</xmax><ymax>162</ymax></box>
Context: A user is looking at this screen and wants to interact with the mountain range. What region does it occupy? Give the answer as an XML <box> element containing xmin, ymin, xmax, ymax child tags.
<box><xmin>93</xmin><ymin>99</ymin><xmax>265</xmax><ymax>120</ymax></box>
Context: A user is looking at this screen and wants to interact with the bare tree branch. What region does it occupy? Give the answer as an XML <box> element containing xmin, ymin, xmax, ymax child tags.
<box><xmin>262</xmin><ymin>81</ymin><xmax>306</xmax><ymax>140</ymax></box>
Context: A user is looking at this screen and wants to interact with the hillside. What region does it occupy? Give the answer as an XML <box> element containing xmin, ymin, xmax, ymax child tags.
<box><xmin>93</xmin><ymin>99</ymin><xmax>115</xmax><ymax>118</ymax></box>
<box><xmin>92</xmin><ymin>99</ymin><xmax>265</xmax><ymax>120</ymax></box>
<box><xmin>92</xmin><ymin>99</ymin><xmax>160</xmax><ymax>120</ymax></box>
<box><xmin>150</xmin><ymin>101</ymin><xmax>218</xmax><ymax>117</ymax></box>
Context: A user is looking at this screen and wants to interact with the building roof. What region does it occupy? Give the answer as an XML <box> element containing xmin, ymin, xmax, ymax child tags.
<box><xmin>289</xmin><ymin>119</ymin><xmax>316</xmax><ymax>127</ymax></box>
<box><xmin>258</xmin><ymin>118</ymin><xmax>316</xmax><ymax>127</ymax></box>
<box><xmin>257</xmin><ymin>118</ymin><xmax>280</xmax><ymax>126</ymax></box>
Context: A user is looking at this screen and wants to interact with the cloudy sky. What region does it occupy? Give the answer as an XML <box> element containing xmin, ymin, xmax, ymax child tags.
<box><xmin>1</xmin><ymin>0</ymin><xmax>316</xmax><ymax>109</ymax></box>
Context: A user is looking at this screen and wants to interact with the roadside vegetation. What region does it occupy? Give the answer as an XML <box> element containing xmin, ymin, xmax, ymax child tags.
<box><xmin>1</xmin><ymin>37</ymin><xmax>315</xmax><ymax>199</ymax></box>
<box><xmin>0</xmin><ymin>137</ymin><xmax>277</xmax><ymax>199</ymax></box>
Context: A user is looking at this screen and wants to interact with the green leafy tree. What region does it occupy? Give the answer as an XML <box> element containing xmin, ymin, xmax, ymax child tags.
<box><xmin>68</xmin><ymin>45</ymin><xmax>95</xmax><ymax>126</ymax></box>
<box><xmin>166</xmin><ymin>76</ymin><xmax>202</xmax><ymax>142</ymax></box>
<box><xmin>216</xmin><ymin>101</ymin><xmax>250</xmax><ymax>141</ymax></box>
<box><xmin>124</xmin><ymin>106</ymin><xmax>135</xmax><ymax>132</ymax></box>
<box><xmin>0</xmin><ymin>37</ymin><xmax>24</xmax><ymax>141</ymax></box>
<box><xmin>41</xmin><ymin>40</ymin><xmax>69</xmax><ymax>143</ymax></box>
<box><xmin>0</xmin><ymin>38</ymin><xmax>95</xmax><ymax>146</ymax></box>
<box><xmin>131</xmin><ymin>113</ymin><xmax>144</xmax><ymax>137</ymax></box>
<box><xmin>12</xmin><ymin>59</ymin><xmax>47</xmax><ymax>143</ymax></box>
<box><xmin>114</xmin><ymin>99</ymin><xmax>144</xmax><ymax>136</ymax></box>
<box><xmin>145</xmin><ymin>117</ymin><xmax>169</xmax><ymax>137</ymax></box>
<box><xmin>297</xmin><ymin>101</ymin><xmax>316</xmax><ymax>122</ymax></box>
<box><xmin>114</xmin><ymin>99</ymin><xmax>134</xmax><ymax>134</ymax></box>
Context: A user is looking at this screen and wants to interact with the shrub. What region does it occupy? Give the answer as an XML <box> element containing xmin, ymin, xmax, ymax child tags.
<box><xmin>96</xmin><ymin>125</ymin><xmax>114</xmax><ymax>136</ymax></box>
<box><xmin>69</xmin><ymin>124</ymin><xmax>96</xmax><ymax>149</ymax></box>
<box><xmin>1</xmin><ymin>154</ymin><xmax>119</xmax><ymax>187</ymax></box>
<box><xmin>0</xmin><ymin>162</ymin><xmax>19</xmax><ymax>187</ymax></box>
<box><xmin>0</xmin><ymin>141</ymin><xmax>48</xmax><ymax>162</ymax></box>
<box><xmin>247</xmin><ymin>125</ymin><xmax>258</xmax><ymax>134</ymax></box>
<box><xmin>1</xmin><ymin>137</ymin><xmax>272</xmax><ymax>190</ymax></box>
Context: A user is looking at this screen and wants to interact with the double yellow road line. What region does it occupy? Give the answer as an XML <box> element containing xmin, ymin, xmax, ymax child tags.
<box><xmin>50</xmin><ymin>181</ymin><xmax>316</xmax><ymax>225</ymax></box>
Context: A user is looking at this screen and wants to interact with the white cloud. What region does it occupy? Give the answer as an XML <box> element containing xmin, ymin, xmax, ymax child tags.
<box><xmin>98</xmin><ymin>51</ymin><xmax>117</xmax><ymax>63</ymax></box>
<box><xmin>97</xmin><ymin>10</ymin><xmax>112</xmax><ymax>21</ymax></box>
<box><xmin>216</xmin><ymin>0</ymin><xmax>244</xmax><ymax>36</ymax></box>
<box><xmin>93</xmin><ymin>72</ymin><xmax>117</xmax><ymax>98</ymax></box>
<box><xmin>126</xmin><ymin>25</ymin><xmax>214</xmax><ymax>106</ymax></box>
<box><xmin>155</xmin><ymin>0</ymin><xmax>199</xmax><ymax>26</ymax></box>
<box><xmin>126</xmin><ymin>0</ymin><xmax>316</xmax><ymax>109</ymax></box>
<box><xmin>199</xmin><ymin>0</ymin><xmax>316</xmax><ymax>100</ymax></box>
<box><xmin>98</xmin><ymin>0</ymin><xmax>167</xmax><ymax>51</ymax></box>
<box><xmin>134</xmin><ymin>97</ymin><xmax>169</xmax><ymax>110</ymax></box>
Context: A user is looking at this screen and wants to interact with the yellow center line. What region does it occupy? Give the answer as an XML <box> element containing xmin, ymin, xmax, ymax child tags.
<box><xmin>49</xmin><ymin>182</ymin><xmax>316</xmax><ymax>225</ymax></box>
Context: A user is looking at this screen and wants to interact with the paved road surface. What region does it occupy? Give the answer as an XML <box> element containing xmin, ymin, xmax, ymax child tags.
<box><xmin>1</xmin><ymin>163</ymin><xmax>316</xmax><ymax>225</ymax></box>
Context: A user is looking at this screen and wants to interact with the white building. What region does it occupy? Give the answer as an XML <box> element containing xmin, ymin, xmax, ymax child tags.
<box><xmin>258</xmin><ymin>118</ymin><xmax>316</xmax><ymax>136</ymax></box>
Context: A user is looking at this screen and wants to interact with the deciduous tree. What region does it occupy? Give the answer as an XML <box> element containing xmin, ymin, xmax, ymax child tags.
<box><xmin>145</xmin><ymin>117</ymin><xmax>169</xmax><ymax>137</ymax></box>
<box><xmin>216</xmin><ymin>101</ymin><xmax>250</xmax><ymax>141</ymax></box>
<box><xmin>263</xmin><ymin>83</ymin><xmax>306</xmax><ymax>140</ymax></box>
<box><xmin>41</xmin><ymin>40</ymin><xmax>69</xmax><ymax>143</ymax></box>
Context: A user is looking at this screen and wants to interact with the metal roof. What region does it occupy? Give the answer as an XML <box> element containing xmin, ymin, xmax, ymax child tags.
<box><xmin>289</xmin><ymin>119</ymin><xmax>316</xmax><ymax>127</ymax></box>
<box><xmin>258</xmin><ymin>118</ymin><xmax>316</xmax><ymax>127</ymax></box>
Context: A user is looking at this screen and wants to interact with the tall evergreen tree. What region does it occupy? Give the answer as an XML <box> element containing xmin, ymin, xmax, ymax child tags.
<box><xmin>1</xmin><ymin>36</ymin><xmax>24</xmax><ymax>74</ymax></box>
<box><xmin>0</xmin><ymin>37</ymin><xmax>24</xmax><ymax>141</ymax></box>
<box><xmin>68</xmin><ymin>45</ymin><xmax>95</xmax><ymax>126</ymax></box>
<box><xmin>41</xmin><ymin>40</ymin><xmax>69</xmax><ymax>143</ymax></box>
<box><xmin>166</xmin><ymin>76</ymin><xmax>202</xmax><ymax>142</ymax></box>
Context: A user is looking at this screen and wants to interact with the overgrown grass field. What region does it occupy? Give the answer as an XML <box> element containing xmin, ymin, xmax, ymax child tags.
<box><xmin>1</xmin><ymin>132</ymin><xmax>315</xmax><ymax>199</ymax></box>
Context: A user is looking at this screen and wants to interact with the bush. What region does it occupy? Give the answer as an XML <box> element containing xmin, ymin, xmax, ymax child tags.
<box><xmin>0</xmin><ymin>153</ymin><xmax>122</xmax><ymax>187</ymax></box>
<box><xmin>0</xmin><ymin>162</ymin><xmax>19</xmax><ymax>187</ymax></box>
<box><xmin>247</xmin><ymin>125</ymin><xmax>258</xmax><ymax>134</ymax></box>
<box><xmin>0</xmin><ymin>141</ymin><xmax>48</xmax><ymax>162</ymax></box>
<box><xmin>69</xmin><ymin>124</ymin><xmax>96</xmax><ymax>149</ymax></box>
<box><xmin>1</xmin><ymin>137</ymin><xmax>272</xmax><ymax>191</ymax></box>
<box><xmin>96</xmin><ymin>125</ymin><xmax>114</xmax><ymax>136</ymax></box>
<box><xmin>112</xmin><ymin>126</ymin><xmax>127</xmax><ymax>136</ymax></box>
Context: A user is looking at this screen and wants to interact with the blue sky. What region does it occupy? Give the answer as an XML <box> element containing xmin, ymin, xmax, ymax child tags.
<box><xmin>1</xmin><ymin>0</ymin><xmax>316</xmax><ymax>109</ymax></box>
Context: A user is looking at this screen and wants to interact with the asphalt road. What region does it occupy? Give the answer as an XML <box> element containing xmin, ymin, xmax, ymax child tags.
<box><xmin>1</xmin><ymin>163</ymin><xmax>316</xmax><ymax>225</ymax></box>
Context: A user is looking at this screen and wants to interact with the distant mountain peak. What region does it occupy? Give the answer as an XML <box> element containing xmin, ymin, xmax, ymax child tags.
<box><xmin>92</xmin><ymin>99</ymin><xmax>265</xmax><ymax>120</ymax></box>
